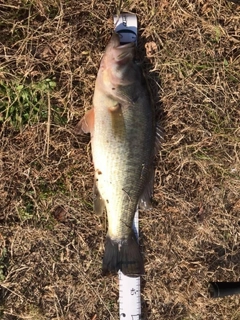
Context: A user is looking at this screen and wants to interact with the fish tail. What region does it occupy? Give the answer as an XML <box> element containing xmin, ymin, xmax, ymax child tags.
<box><xmin>102</xmin><ymin>231</ymin><xmax>144</xmax><ymax>277</ymax></box>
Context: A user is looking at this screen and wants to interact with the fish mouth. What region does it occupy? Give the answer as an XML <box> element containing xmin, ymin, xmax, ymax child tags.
<box><xmin>110</xmin><ymin>33</ymin><xmax>135</xmax><ymax>63</ymax></box>
<box><xmin>111</xmin><ymin>32</ymin><xmax>135</xmax><ymax>48</ymax></box>
<box><xmin>117</xmin><ymin>42</ymin><xmax>135</xmax><ymax>49</ymax></box>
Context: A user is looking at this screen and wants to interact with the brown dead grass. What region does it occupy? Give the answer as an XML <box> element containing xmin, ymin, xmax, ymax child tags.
<box><xmin>0</xmin><ymin>0</ymin><xmax>240</xmax><ymax>319</ymax></box>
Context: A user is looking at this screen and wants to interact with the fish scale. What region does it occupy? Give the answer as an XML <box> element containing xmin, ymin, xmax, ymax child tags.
<box><xmin>93</xmin><ymin>99</ymin><xmax>153</xmax><ymax>236</ymax></box>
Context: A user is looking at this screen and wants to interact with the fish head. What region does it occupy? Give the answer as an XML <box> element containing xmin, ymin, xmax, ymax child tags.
<box><xmin>105</xmin><ymin>33</ymin><xmax>135</xmax><ymax>64</ymax></box>
<box><xmin>99</xmin><ymin>33</ymin><xmax>136</xmax><ymax>86</ymax></box>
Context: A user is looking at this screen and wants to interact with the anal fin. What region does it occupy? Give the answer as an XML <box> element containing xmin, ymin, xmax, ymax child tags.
<box><xmin>93</xmin><ymin>180</ymin><xmax>105</xmax><ymax>215</ymax></box>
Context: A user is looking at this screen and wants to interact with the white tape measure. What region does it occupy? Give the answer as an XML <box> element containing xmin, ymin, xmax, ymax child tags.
<box><xmin>114</xmin><ymin>13</ymin><xmax>138</xmax><ymax>45</ymax></box>
<box><xmin>118</xmin><ymin>211</ymin><xmax>141</xmax><ymax>320</ymax></box>
<box><xmin>114</xmin><ymin>14</ymin><xmax>141</xmax><ymax>320</ymax></box>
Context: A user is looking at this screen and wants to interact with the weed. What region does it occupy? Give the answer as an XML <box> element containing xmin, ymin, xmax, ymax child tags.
<box><xmin>0</xmin><ymin>78</ymin><xmax>56</xmax><ymax>130</ymax></box>
<box><xmin>0</xmin><ymin>247</ymin><xmax>7</xmax><ymax>281</ymax></box>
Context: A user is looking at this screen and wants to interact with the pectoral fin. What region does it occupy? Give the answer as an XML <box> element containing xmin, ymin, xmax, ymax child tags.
<box><xmin>75</xmin><ymin>108</ymin><xmax>94</xmax><ymax>135</ymax></box>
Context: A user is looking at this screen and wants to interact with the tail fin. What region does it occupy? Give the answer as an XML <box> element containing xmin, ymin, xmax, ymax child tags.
<box><xmin>102</xmin><ymin>231</ymin><xmax>144</xmax><ymax>277</ymax></box>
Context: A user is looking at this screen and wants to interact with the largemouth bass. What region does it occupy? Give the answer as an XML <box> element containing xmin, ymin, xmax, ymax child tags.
<box><xmin>77</xmin><ymin>33</ymin><xmax>157</xmax><ymax>276</ymax></box>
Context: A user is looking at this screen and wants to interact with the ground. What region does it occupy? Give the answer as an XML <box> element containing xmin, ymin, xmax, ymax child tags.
<box><xmin>0</xmin><ymin>0</ymin><xmax>240</xmax><ymax>319</ymax></box>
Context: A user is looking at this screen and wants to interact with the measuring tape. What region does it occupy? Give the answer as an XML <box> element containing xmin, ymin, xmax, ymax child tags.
<box><xmin>114</xmin><ymin>14</ymin><xmax>141</xmax><ymax>320</ymax></box>
<box><xmin>118</xmin><ymin>210</ymin><xmax>141</xmax><ymax>320</ymax></box>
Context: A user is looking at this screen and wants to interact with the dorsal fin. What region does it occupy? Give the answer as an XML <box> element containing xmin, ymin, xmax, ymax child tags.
<box><xmin>155</xmin><ymin>122</ymin><xmax>164</xmax><ymax>154</ymax></box>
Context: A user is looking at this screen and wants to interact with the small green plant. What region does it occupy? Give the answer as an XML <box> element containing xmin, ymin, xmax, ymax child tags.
<box><xmin>0</xmin><ymin>247</ymin><xmax>7</xmax><ymax>282</ymax></box>
<box><xmin>0</xmin><ymin>77</ymin><xmax>56</xmax><ymax>130</ymax></box>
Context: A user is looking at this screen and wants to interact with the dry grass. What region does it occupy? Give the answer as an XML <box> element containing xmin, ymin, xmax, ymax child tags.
<box><xmin>0</xmin><ymin>0</ymin><xmax>240</xmax><ymax>319</ymax></box>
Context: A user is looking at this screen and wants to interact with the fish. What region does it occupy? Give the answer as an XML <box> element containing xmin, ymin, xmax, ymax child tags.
<box><xmin>77</xmin><ymin>33</ymin><xmax>158</xmax><ymax>276</ymax></box>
